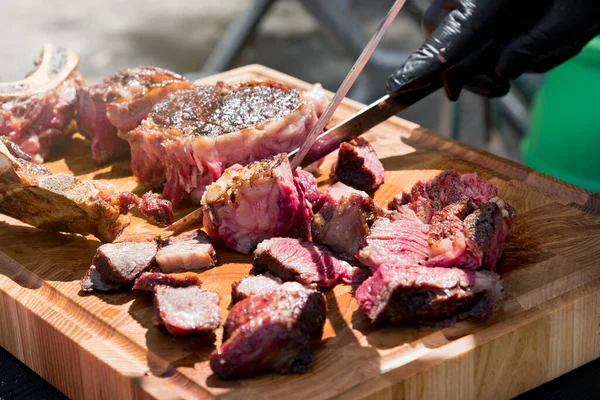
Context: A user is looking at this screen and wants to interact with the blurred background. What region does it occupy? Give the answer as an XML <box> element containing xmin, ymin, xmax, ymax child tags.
<box><xmin>5</xmin><ymin>0</ymin><xmax>599</xmax><ymax>192</ymax></box>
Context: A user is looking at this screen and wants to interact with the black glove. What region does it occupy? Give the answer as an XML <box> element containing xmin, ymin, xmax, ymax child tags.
<box><xmin>387</xmin><ymin>0</ymin><xmax>600</xmax><ymax>100</ymax></box>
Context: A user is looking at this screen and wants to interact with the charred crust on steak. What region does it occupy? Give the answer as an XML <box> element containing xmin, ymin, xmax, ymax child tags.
<box><xmin>149</xmin><ymin>81</ymin><xmax>303</xmax><ymax>138</ymax></box>
<box><xmin>93</xmin><ymin>239</ymin><xmax>158</xmax><ymax>284</ymax></box>
<box><xmin>132</xmin><ymin>271</ymin><xmax>202</xmax><ymax>292</ymax></box>
<box><xmin>330</xmin><ymin>137</ymin><xmax>385</xmax><ymax>191</ymax></box>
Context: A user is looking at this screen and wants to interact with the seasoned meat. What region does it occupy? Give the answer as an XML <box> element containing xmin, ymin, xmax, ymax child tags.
<box><xmin>252</xmin><ymin>237</ymin><xmax>364</xmax><ymax>288</ymax></box>
<box><xmin>153</xmin><ymin>285</ymin><xmax>221</xmax><ymax>336</ymax></box>
<box><xmin>0</xmin><ymin>45</ymin><xmax>82</xmax><ymax>163</ymax></box>
<box><xmin>330</xmin><ymin>137</ymin><xmax>384</xmax><ymax>191</ymax></box>
<box><xmin>155</xmin><ymin>230</ymin><xmax>217</xmax><ymax>273</ymax></box>
<box><xmin>92</xmin><ymin>239</ymin><xmax>158</xmax><ymax>283</ymax></box>
<box><xmin>210</xmin><ymin>288</ymin><xmax>326</xmax><ymax>379</ymax></box>
<box><xmin>355</xmin><ymin>264</ymin><xmax>504</xmax><ymax>325</ymax></box>
<box><xmin>115</xmin><ymin>191</ymin><xmax>174</xmax><ymax>226</ymax></box>
<box><xmin>202</xmin><ymin>154</ymin><xmax>312</xmax><ymax>254</ymax></box>
<box><xmin>77</xmin><ymin>66</ymin><xmax>191</xmax><ymax>163</ymax></box>
<box><xmin>80</xmin><ymin>265</ymin><xmax>125</xmax><ymax>292</ymax></box>
<box><xmin>132</xmin><ymin>271</ymin><xmax>202</xmax><ymax>292</ymax></box>
<box><xmin>125</xmin><ymin>80</ymin><xmax>324</xmax><ymax>205</ymax></box>
<box><xmin>357</xmin><ymin>209</ymin><xmax>430</xmax><ymax>272</ymax></box>
<box><xmin>311</xmin><ymin>182</ymin><xmax>383</xmax><ymax>260</ymax></box>
<box><xmin>231</xmin><ymin>274</ymin><xmax>305</xmax><ymax>303</ymax></box>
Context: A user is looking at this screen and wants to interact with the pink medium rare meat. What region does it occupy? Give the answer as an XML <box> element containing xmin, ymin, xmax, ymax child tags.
<box><xmin>153</xmin><ymin>285</ymin><xmax>221</xmax><ymax>336</ymax></box>
<box><xmin>201</xmin><ymin>154</ymin><xmax>312</xmax><ymax>254</ymax></box>
<box><xmin>231</xmin><ymin>274</ymin><xmax>305</xmax><ymax>303</ymax></box>
<box><xmin>0</xmin><ymin>45</ymin><xmax>83</xmax><ymax>163</ymax></box>
<box><xmin>210</xmin><ymin>288</ymin><xmax>326</xmax><ymax>379</ymax></box>
<box><xmin>293</xmin><ymin>168</ymin><xmax>325</xmax><ymax>208</ymax></box>
<box><xmin>133</xmin><ymin>271</ymin><xmax>202</xmax><ymax>292</ymax></box>
<box><xmin>311</xmin><ymin>182</ymin><xmax>383</xmax><ymax>260</ymax></box>
<box><xmin>330</xmin><ymin>137</ymin><xmax>384</xmax><ymax>191</ymax></box>
<box><xmin>116</xmin><ymin>191</ymin><xmax>174</xmax><ymax>226</ymax></box>
<box><xmin>0</xmin><ymin>138</ymin><xmax>171</xmax><ymax>242</ymax></box>
<box><xmin>77</xmin><ymin>66</ymin><xmax>191</xmax><ymax>163</ymax></box>
<box><xmin>355</xmin><ymin>264</ymin><xmax>504</xmax><ymax>325</ymax></box>
<box><xmin>126</xmin><ymin>80</ymin><xmax>324</xmax><ymax>205</ymax></box>
<box><xmin>155</xmin><ymin>230</ymin><xmax>217</xmax><ymax>273</ymax></box>
<box><xmin>252</xmin><ymin>237</ymin><xmax>364</xmax><ymax>288</ymax></box>
<box><xmin>390</xmin><ymin>170</ymin><xmax>499</xmax><ymax>223</ymax></box>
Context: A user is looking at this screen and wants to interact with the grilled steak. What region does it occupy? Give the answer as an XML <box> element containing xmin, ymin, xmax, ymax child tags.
<box><xmin>116</xmin><ymin>191</ymin><xmax>174</xmax><ymax>226</ymax></box>
<box><xmin>311</xmin><ymin>182</ymin><xmax>383</xmax><ymax>260</ymax></box>
<box><xmin>355</xmin><ymin>264</ymin><xmax>504</xmax><ymax>325</ymax></box>
<box><xmin>132</xmin><ymin>271</ymin><xmax>202</xmax><ymax>292</ymax></box>
<box><xmin>0</xmin><ymin>138</ymin><xmax>173</xmax><ymax>242</ymax></box>
<box><xmin>153</xmin><ymin>285</ymin><xmax>221</xmax><ymax>336</ymax></box>
<box><xmin>77</xmin><ymin>67</ymin><xmax>191</xmax><ymax>164</ymax></box>
<box><xmin>210</xmin><ymin>288</ymin><xmax>326</xmax><ymax>379</ymax></box>
<box><xmin>126</xmin><ymin>80</ymin><xmax>324</xmax><ymax>205</ymax></box>
<box><xmin>155</xmin><ymin>230</ymin><xmax>216</xmax><ymax>273</ymax></box>
<box><xmin>330</xmin><ymin>137</ymin><xmax>384</xmax><ymax>191</ymax></box>
<box><xmin>0</xmin><ymin>45</ymin><xmax>82</xmax><ymax>163</ymax></box>
<box><xmin>252</xmin><ymin>237</ymin><xmax>364</xmax><ymax>288</ymax></box>
<box><xmin>202</xmin><ymin>154</ymin><xmax>311</xmax><ymax>254</ymax></box>
<box><xmin>390</xmin><ymin>170</ymin><xmax>498</xmax><ymax>223</ymax></box>
<box><xmin>93</xmin><ymin>239</ymin><xmax>158</xmax><ymax>283</ymax></box>
<box><xmin>80</xmin><ymin>265</ymin><xmax>125</xmax><ymax>292</ymax></box>
<box><xmin>231</xmin><ymin>274</ymin><xmax>305</xmax><ymax>303</ymax></box>
<box><xmin>293</xmin><ymin>168</ymin><xmax>324</xmax><ymax>208</ymax></box>
<box><xmin>357</xmin><ymin>209</ymin><xmax>430</xmax><ymax>272</ymax></box>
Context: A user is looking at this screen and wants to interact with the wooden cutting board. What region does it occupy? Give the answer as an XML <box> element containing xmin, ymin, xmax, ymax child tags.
<box><xmin>0</xmin><ymin>65</ymin><xmax>598</xmax><ymax>400</ymax></box>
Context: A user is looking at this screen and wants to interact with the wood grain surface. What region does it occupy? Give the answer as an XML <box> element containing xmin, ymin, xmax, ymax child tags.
<box><xmin>0</xmin><ymin>65</ymin><xmax>598</xmax><ymax>400</ymax></box>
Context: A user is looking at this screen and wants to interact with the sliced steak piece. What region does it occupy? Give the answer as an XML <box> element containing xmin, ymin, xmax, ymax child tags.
<box><xmin>355</xmin><ymin>264</ymin><xmax>504</xmax><ymax>325</ymax></box>
<box><xmin>132</xmin><ymin>271</ymin><xmax>202</xmax><ymax>292</ymax></box>
<box><xmin>464</xmin><ymin>202</ymin><xmax>509</xmax><ymax>272</ymax></box>
<box><xmin>390</xmin><ymin>170</ymin><xmax>498</xmax><ymax>223</ymax></box>
<box><xmin>231</xmin><ymin>274</ymin><xmax>305</xmax><ymax>304</ymax></box>
<box><xmin>77</xmin><ymin>66</ymin><xmax>191</xmax><ymax>163</ymax></box>
<box><xmin>126</xmin><ymin>80</ymin><xmax>320</xmax><ymax>205</ymax></box>
<box><xmin>330</xmin><ymin>137</ymin><xmax>384</xmax><ymax>191</ymax></box>
<box><xmin>210</xmin><ymin>288</ymin><xmax>326</xmax><ymax>379</ymax></box>
<box><xmin>80</xmin><ymin>265</ymin><xmax>125</xmax><ymax>292</ymax></box>
<box><xmin>0</xmin><ymin>45</ymin><xmax>82</xmax><ymax>163</ymax></box>
<box><xmin>293</xmin><ymin>168</ymin><xmax>324</xmax><ymax>209</ymax></box>
<box><xmin>115</xmin><ymin>191</ymin><xmax>174</xmax><ymax>226</ymax></box>
<box><xmin>202</xmin><ymin>154</ymin><xmax>311</xmax><ymax>254</ymax></box>
<box><xmin>155</xmin><ymin>230</ymin><xmax>217</xmax><ymax>273</ymax></box>
<box><xmin>311</xmin><ymin>182</ymin><xmax>383</xmax><ymax>260</ymax></box>
<box><xmin>153</xmin><ymin>285</ymin><xmax>221</xmax><ymax>336</ymax></box>
<box><xmin>252</xmin><ymin>237</ymin><xmax>364</xmax><ymax>288</ymax></box>
<box><xmin>93</xmin><ymin>240</ymin><xmax>158</xmax><ymax>283</ymax></box>
<box><xmin>357</xmin><ymin>209</ymin><xmax>430</xmax><ymax>272</ymax></box>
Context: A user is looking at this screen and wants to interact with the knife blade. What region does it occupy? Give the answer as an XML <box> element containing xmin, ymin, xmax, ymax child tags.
<box><xmin>289</xmin><ymin>0</ymin><xmax>408</xmax><ymax>170</ymax></box>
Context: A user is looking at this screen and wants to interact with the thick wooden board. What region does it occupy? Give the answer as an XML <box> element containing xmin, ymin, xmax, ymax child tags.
<box><xmin>0</xmin><ymin>65</ymin><xmax>599</xmax><ymax>400</ymax></box>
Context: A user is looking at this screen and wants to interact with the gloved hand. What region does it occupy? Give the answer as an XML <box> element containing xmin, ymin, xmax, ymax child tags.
<box><xmin>387</xmin><ymin>0</ymin><xmax>600</xmax><ymax>100</ymax></box>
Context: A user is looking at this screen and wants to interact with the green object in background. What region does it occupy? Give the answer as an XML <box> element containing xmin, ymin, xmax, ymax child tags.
<box><xmin>521</xmin><ymin>36</ymin><xmax>600</xmax><ymax>193</ymax></box>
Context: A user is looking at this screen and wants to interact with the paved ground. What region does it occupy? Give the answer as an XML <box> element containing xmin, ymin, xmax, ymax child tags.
<box><xmin>0</xmin><ymin>0</ymin><xmax>521</xmax><ymax>161</ymax></box>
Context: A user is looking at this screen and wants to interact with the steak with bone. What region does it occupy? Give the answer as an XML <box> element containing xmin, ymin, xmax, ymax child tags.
<box><xmin>0</xmin><ymin>138</ymin><xmax>173</xmax><ymax>242</ymax></box>
<box><xmin>355</xmin><ymin>264</ymin><xmax>504</xmax><ymax>325</ymax></box>
<box><xmin>231</xmin><ymin>274</ymin><xmax>305</xmax><ymax>304</ymax></box>
<box><xmin>80</xmin><ymin>239</ymin><xmax>158</xmax><ymax>292</ymax></box>
<box><xmin>77</xmin><ymin>67</ymin><xmax>191</xmax><ymax>164</ymax></box>
<box><xmin>154</xmin><ymin>285</ymin><xmax>221</xmax><ymax>336</ymax></box>
<box><xmin>210</xmin><ymin>287</ymin><xmax>326</xmax><ymax>379</ymax></box>
<box><xmin>252</xmin><ymin>237</ymin><xmax>364</xmax><ymax>288</ymax></box>
<box><xmin>155</xmin><ymin>229</ymin><xmax>216</xmax><ymax>273</ymax></box>
<box><xmin>202</xmin><ymin>154</ymin><xmax>311</xmax><ymax>254</ymax></box>
<box><xmin>0</xmin><ymin>45</ymin><xmax>83</xmax><ymax>163</ymax></box>
<box><xmin>330</xmin><ymin>137</ymin><xmax>385</xmax><ymax>191</ymax></box>
<box><xmin>126</xmin><ymin>80</ymin><xmax>326</xmax><ymax>205</ymax></box>
<box><xmin>311</xmin><ymin>182</ymin><xmax>383</xmax><ymax>260</ymax></box>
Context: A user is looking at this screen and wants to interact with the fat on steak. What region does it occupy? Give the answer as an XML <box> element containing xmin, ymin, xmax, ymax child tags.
<box><xmin>210</xmin><ymin>288</ymin><xmax>326</xmax><ymax>379</ymax></box>
<box><xmin>252</xmin><ymin>237</ymin><xmax>364</xmax><ymax>288</ymax></box>
<box><xmin>311</xmin><ymin>182</ymin><xmax>383</xmax><ymax>260</ymax></box>
<box><xmin>355</xmin><ymin>264</ymin><xmax>504</xmax><ymax>325</ymax></box>
<box><xmin>0</xmin><ymin>138</ymin><xmax>173</xmax><ymax>242</ymax></box>
<box><xmin>155</xmin><ymin>230</ymin><xmax>217</xmax><ymax>273</ymax></box>
<box><xmin>153</xmin><ymin>285</ymin><xmax>221</xmax><ymax>336</ymax></box>
<box><xmin>133</xmin><ymin>271</ymin><xmax>202</xmax><ymax>292</ymax></box>
<box><xmin>201</xmin><ymin>154</ymin><xmax>312</xmax><ymax>254</ymax></box>
<box><xmin>125</xmin><ymin>80</ymin><xmax>326</xmax><ymax>205</ymax></box>
<box><xmin>77</xmin><ymin>66</ymin><xmax>191</xmax><ymax>163</ymax></box>
<box><xmin>231</xmin><ymin>274</ymin><xmax>305</xmax><ymax>304</ymax></box>
<box><xmin>330</xmin><ymin>137</ymin><xmax>385</xmax><ymax>191</ymax></box>
<box><xmin>0</xmin><ymin>45</ymin><xmax>83</xmax><ymax>163</ymax></box>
